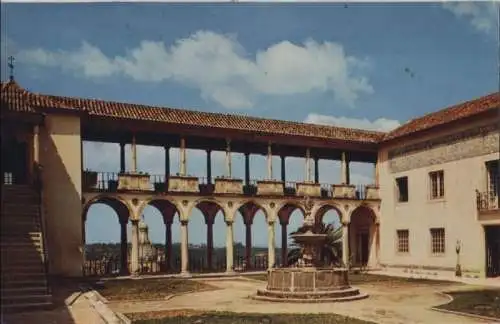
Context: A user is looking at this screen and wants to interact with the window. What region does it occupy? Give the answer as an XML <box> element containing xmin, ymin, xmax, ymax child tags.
<box><xmin>486</xmin><ymin>161</ymin><xmax>499</xmax><ymax>197</ymax></box>
<box><xmin>429</xmin><ymin>170</ymin><xmax>444</xmax><ymax>199</ymax></box>
<box><xmin>396</xmin><ymin>230</ymin><xmax>409</xmax><ymax>253</ymax></box>
<box><xmin>430</xmin><ymin>228</ymin><xmax>445</xmax><ymax>254</ymax></box>
<box><xmin>396</xmin><ymin>176</ymin><xmax>409</xmax><ymax>202</ymax></box>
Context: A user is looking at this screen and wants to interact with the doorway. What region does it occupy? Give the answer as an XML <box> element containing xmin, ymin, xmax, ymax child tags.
<box><xmin>357</xmin><ymin>231</ymin><xmax>370</xmax><ymax>266</ymax></box>
<box><xmin>485</xmin><ymin>225</ymin><xmax>500</xmax><ymax>277</ymax></box>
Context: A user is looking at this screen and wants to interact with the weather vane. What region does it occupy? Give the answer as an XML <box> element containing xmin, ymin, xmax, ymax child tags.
<box><xmin>7</xmin><ymin>56</ymin><xmax>15</xmax><ymax>81</ymax></box>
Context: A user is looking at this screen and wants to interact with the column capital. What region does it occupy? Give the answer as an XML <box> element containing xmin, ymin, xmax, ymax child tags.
<box><xmin>225</xmin><ymin>220</ymin><xmax>234</xmax><ymax>226</ymax></box>
<box><xmin>164</xmin><ymin>145</ymin><xmax>170</xmax><ymax>150</ymax></box>
<box><xmin>180</xmin><ymin>219</ymin><xmax>189</xmax><ymax>226</ymax></box>
<box><xmin>130</xmin><ymin>219</ymin><xmax>139</xmax><ymax>225</ymax></box>
<box><xmin>267</xmin><ymin>220</ymin><xmax>275</xmax><ymax>226</ymax></box>
<box><xmin>341</xmin><ymin>220</ymin><xmax>350</xmax><ymax>226</ymax></box>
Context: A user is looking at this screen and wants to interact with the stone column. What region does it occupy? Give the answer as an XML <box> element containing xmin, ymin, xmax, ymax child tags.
<box><xmin>180</xmin><ymin>220</ymin><xmax>190</xmax><ymax>276</ymax></box>
<box><xmin>281</xmin><ymin>222</ymin><xmax>288</xmax><ymax>267</ymax></box>
<box><xmin>244</xmin><ymin>153</ymin><xmax>250</xmax><ymax>185</ymax></box>
<box><xmin>341</xmin><ymin>152</ymin><xmax>349</xmax><ymax>184</ymax></box>
<box><xmin>342</xmin><ymin>221</ymin><xmax>350</xmax><ymax>268</ymax></box>
<box><xmin>267</xmin><ymin>221</ymin><xmax>275</xmax><ymax>269</ymax></box>
<box><xmin>245</xmin><ymin>221</ymin><xmax>252</xmax><ymax>269</ymax></box>
<box><xmin>226</xmin><ymin>139</ymin><xmax>232</xmax><ymax>178</ymax></box>
<box><xmin>225</xmin><ymin>220</ymin><xmax>234</xmax><ymax>273</ymax></box>
<box><xmin>164</xmin><ymin>146</ymin><xmax>170</xmax><ymax>177</ymax></box>
<box><xmin>119</xmin><ymin>218</ymin><xmax>129</xmax><ymax>275</ymax></box>
<box><xmin>164</xmin><ymin>220</ymin><xmax>173</xmax><ymax>271</ymax></box>
<box><xmin>305</xmin><ymin>148</ymin><xmax>311</xmax><ymax>182</ymax></box>
<box><xmin>130</xmin><ymin>220</ymin><xmax>140</xmax><ymax>275</ymax></box>
<box><xmin>206</xmin><ymin>149</ymin><xmax>212</xmax><ymax>184</ymax></box>
<box><xmin>368</xmin><ymin>223</ymin><xmax>379</xmax><ymax>268</ymax></box>
<box><xmin>267</xmin><ymin>142</ymin><xmax>273</xmax><ymax>180</ymax></box>
<box><xmin>131</xmin><ymin>134</ymin><xmax>137</xmax><ymax>173</ymax></box>
<box><xmin>280</xmin><ymin>156</ymin><xmax>286</xmax><ymax>183</ymax></box>
<box><xmin>33</xmin><ymin>125</ymin><xmax>40</xmax><ymax>164</ymax></box>
<box><xmin>314</xmin><ymin>157</ymin><xmax>319</xmax><ymax>184</ymax></box>
<box><xmin>206</xmin><ymin>218</ymin><xmax>214</xmax><ymax>270</ymax></box>
<box><xmin>179</xmin><ymin>137</ymin><xmax>186</xmax><ymax>176</ymax></box>
<box><xmin>119</xmin><ymin>142</ymin><xmax>125</xmax><ymax>173</ymax></box>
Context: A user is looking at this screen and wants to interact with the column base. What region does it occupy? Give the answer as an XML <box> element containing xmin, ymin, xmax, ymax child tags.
<box><xmin>179</xmin><ymin>271</ymin><xmax>192</xmax><ymax>278</ymax></box>
<box><xmin>224</xmin><ymin>270</ymin><xmax>237</xmax><ymax>276</ymax></box>
<box><xmin>130</xmin><ymin>271</ymin><xmax>141</xmax><ymax>277</ymax></box>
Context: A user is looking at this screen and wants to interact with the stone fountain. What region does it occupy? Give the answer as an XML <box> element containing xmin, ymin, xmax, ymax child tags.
<box><xmin>253</xmin><ymin>196</ymin><xmax>368</xmax><ymax>303</ymax></box>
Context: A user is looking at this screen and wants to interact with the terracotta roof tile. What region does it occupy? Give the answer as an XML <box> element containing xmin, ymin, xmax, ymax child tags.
<box><xmin>44</xmin><ymin>94</ymin><xmax>384</xmax><ymax>143</ymax></box>
<box><xmin>1</xmin><ymin>81</ymin><xmax>73</xmax><ymax>113</ymax></box>
<box><xmin>384</xmin><ymin>92</ymin><xmax>499</xmax><ymax>141</ymax></box>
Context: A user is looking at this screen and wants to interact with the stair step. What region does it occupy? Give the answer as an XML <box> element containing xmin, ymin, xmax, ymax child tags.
<box><xmin>1</xmin><ymin>294</ymin><xmax>52</xmax><ymax>304</ymax></box>
<box><xmin>1</xmin><ymin>280</ymin><xmax>48</xmax><ymax>289</ymax></box>
<box><xmin>0</xmin><ymin>301</ymin><xmax>53</xmax><ymax>313</ymax></box>
<box><xmin>1</xmin><ymin>286</ymin><xmax>48</xmax><ymax>296</ymax></box>
<box><xmin>1</xmin><ymin>265</ymin><xmax>46</xmax><ymax>274</ymax></box>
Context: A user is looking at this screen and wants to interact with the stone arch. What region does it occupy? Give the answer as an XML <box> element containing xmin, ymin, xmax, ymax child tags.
<box><xmin>312</xmin><ymin>202</ymin><xmax>345</xmax><ymax>225</ymax></box>
<box><xmin>136</xmin><ymin>197</ymin><xmax>182</xmax><ymax>222</ymax></box>
<box><xmin>188</xmin><ymin>197</ymin><xmax>226</xmax><ymax>222</ymax></box>
<box><xmin>82</xmin><ymin>195</ymin><xmax>131</xmax><ymax>223</ymax></box>
<box><xmin>237</xmin><ymin>200</ymin><xmax>269</xmax><ymax>223</ymax></box>
<box><xmin>276</xmin><ymin>200</ymin><xmax>305</xmax><ymax>221</ymax></box>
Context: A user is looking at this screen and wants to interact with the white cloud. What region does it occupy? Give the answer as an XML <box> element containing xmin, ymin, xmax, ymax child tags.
<box><xmin>443</xmin><ymin>1</ymin><xmax>498</xmax><ymax>35</ymax></box>
<box><xmin>17</xmin><ymin>30</ymin><xmax>373</xmax><ymax>109</ymax></box>
<box><xmin>304</xmin><ymin>113</ymin><xmax>401</xmax><ymax>132</ymax></box>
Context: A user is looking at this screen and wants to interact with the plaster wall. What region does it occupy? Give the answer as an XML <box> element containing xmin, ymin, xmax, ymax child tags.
<box><xmin>40</xmin><ymin>114</ymin><xmax>83</xmax><ymax>277</ymax></box>
<box><xmin>378</xmin><ymin>117</ymin><xmax>499</xmax><ymax>277</ymax></box>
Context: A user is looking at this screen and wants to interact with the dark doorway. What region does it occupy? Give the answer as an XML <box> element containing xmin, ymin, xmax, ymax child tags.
<box><xmin>357</xmin><ymin>232</ymin><xmax>369</xmax><ymax>265</ymax></box>
<box><xmin>485</xmin><ymin>225</ymin><xmax>500</xmax><ymax>278</ymax></box>
<box><xmin>1</xmin><ymin>140</ymin><xmax>28</xmax><ymax>185</ymax></box>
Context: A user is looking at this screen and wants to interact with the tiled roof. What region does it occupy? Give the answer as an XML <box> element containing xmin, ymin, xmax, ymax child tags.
<box><xmin>43</xmin><ymin>95</ymin><xmax>384</xmax><ymax>143</ymax></box>
<box><xmin>0</xmin><ymin>81</ymin><xmax>73</xmax><ymax>113</ymax></box>
<box><xmin>384</xmin><ymin>92</ymin><xmax>499</xmax><ymax>141</ymax></box>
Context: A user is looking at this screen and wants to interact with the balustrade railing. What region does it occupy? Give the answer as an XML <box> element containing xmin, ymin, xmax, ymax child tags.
<box><xmin>84</xmin><ymin>171</ymin><xmax>377</xmax><ymax>200</ymax></box>
<box><xmin>476</xmin><ymin>190</ymin><xmax>499</xmax><ymax>211</ymax></box>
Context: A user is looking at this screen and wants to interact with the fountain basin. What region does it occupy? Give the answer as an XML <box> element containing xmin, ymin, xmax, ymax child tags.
<box><xmin>253</xmin><ymin>267</ymin><xmax>368</xmax><ymax>303</ymax></box>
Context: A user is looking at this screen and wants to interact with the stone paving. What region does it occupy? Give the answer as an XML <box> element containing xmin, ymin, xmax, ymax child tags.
<box><xmin>108</xmin><ymin>277</ymin><xmax>495</xmax><ymax>324</ymax></box>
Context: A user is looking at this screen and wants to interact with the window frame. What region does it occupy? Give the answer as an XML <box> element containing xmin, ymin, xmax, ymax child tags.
<box><xmin>395</xmin><ymin>176</ymin><xmax>409</xmax><ymax>203</ymax></box>
<box><xmin>430</xmin><ymin>227</ymin><xmax>446</xmax><ymax>255</ymax></box>
<box><xmin>429</xmin><ymin>170</ymin><xmax>445</xmax><ymax>200</ymax></box>
<box><xmin>396</xmin><ymin>229</ymin><xmax>410</xmax><ymax>254</ymax></box>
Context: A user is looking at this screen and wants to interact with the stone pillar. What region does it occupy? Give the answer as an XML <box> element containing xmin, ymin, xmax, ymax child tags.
<box><xmin>314</xmin><ymin>157</ymin><xmax>319</xmax><ymax>184</ymax></box>
<box><xmin>180</xmin><ymin>220</ymin><xmax>189</xmax><ymax>276</ymax></box>
<box><xmin>342</xmin><ymin>221</ymin><xmax>350</xmax><ymax>268</ymax></box>
<box><xmin>179</xmin><ymin>138</ymin><xmax>186</xmax><ymax>176</ymax></box>
<box><xmin>164</xmin><ymin>220</ymin><xmax>173</xmax><ymax>271</ymax></box>
<box><xmin>33</xmin><ymin>125</ymin><xmax>40</xmax><ymax>163</ymax></box>
<box><xmin>280</xmin><ymin>156</ymin><xmax>286</xmax><ymax>183</ymax></box>
<box><xmin>130</xmin><ymin>220</ymin><xmax>140</xmax><ymax>275</ymax></box>
<box><xmin>119</xmin><ymin>142</ymin><xmax>125</xmax><ymax>173</ymax></box>
<box><xmin>245</xmin><ymin>221</ymin><xmax>252</xmax><ymax>269</ymax></box>
<box><xmin>267</xmin><ymin>142</ymin><xmax>273</xmax><ymax>180</ymax></box>
<box><xmin>341</xmin><ymin>152</ymin><xmax>349</xmax><ymax>184</ymax></box>
<box><xmin>119</xmin><ymin>218</ymin><xmax>129</xmax><ymax>275</ymax></box>
<box><xmin>368</xmin><ymin>223</ymin><xmax>379</xmax><ymax>268</ymax></box>
<box><xmin>131</xmin><ymin>134</ymin><xmax>137</xmax><ymax>173</ymax></box>
<box><xmin>267</xmin><ymin>221</ymin><xmax>275</xmax><ymax>269</ymax></box>
<box><xmin>206</xmin><ymin>149</ymin><xmax>212</xmax><ymax>184</ymax></box>
<box><xmin>226</xmin><ymin>139</ymin><xmax>232</xmax><ymax>178</ymax></box>
<box><xmin>305</xmin><ymin>148</ymin><xmax>311</xmax><ymax>182</ymax></box>
<box><xmin>281</xmin><ymin>222</ymin><xmax>288</xmax><ymax>267</ymax></box>
<box><xmin>244</xmin><ymin>153</ymin><xmax>250</xmax><ymax>185</ymax></box>
<box><xmin>206</xmin><ymin>218</ymin><xmax>214</xmax><ymax>270</ymax></box>
<box><xmin>164</xmin><ymin>146</ymin><xmax>170</xmax><ymax>177</ymax></box>
<box><xmin>225</xmin><ymin>220</ymin><xmax>234</xmax><ymax>273</ymax></box>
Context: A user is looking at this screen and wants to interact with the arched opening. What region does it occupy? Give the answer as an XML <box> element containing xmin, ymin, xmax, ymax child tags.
<box><xmin>83</xmin><ymin>196</ymin><xmax>130</xmax><ymax>277</ymax></box>
<box><xmin>236</xmin><ymin>201</ymin><xmax>270</xmax><ymax>271</ymax></box>
<box><xmin>189</xmin><ymin>200</ymin><xmax>226</xmax><ymax>273</ymax></box>
<box><xmin>349</xmin><ymin>205</ymin><xmax>377</xmax><ymax>268</ymax></box>
<box><xmin>140</xmin><ymin>199</ymin><xmax>181</xmax><ymax>274</ymax></box>
<box><xmin>312</xmin><ymin>204</ymin><xmax>343</xmax><ymax>266</ymax></box>
<box><xmin>277</xmin><ymin>203</ymin><xmax>305</xmax><ymax>267</ymax></box>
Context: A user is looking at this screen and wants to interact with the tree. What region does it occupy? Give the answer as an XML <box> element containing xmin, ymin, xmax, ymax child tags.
<box><xmin>287</xmin><ymin>223</ymin><xmax>343</xmax><ymax>267</ymax></box>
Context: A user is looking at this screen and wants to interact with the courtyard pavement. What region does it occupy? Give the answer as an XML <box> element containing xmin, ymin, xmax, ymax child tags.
<box><xmin>108</xmin><ymin>277</ymin><xmax>496</xmax><ymax>324</ymax></box>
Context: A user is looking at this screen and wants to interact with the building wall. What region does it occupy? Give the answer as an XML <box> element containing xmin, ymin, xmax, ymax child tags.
<box><xmin>378</xmin><ymin>117</ymin><xmax>499</xmax><ymax>277</ymax></box>
<box><xmin>39</xmin><ymin>114</ymin><xmax>83</xmax><ymax>277</ymax></box>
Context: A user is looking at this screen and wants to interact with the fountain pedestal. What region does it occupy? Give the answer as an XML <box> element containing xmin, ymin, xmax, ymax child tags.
<box><xmin>252</xmin><ymin>196</ymin><xmax>368</xmax><ymax>303</ymax></box>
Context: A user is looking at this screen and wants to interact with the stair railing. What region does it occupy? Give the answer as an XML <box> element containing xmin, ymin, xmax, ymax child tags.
<box><xmin>34</xmin><ymin>162</ymin><xmax>51</xmax><ymax>295</ymax></box>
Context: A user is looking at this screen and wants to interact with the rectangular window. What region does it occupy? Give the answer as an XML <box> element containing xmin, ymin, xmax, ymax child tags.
<box><xmin>396</xmin><ymin>176</ymin><xmax>409</xmax><ymax>202</ymax></box>
<box><xmin>396</xmin><ymin>230</ymin><xmax>409</xmax><ymax>253</ymax></box>
<box><xmin>486</xmin><ymin>161</ymin><xmax>499</xmax><ymax>197</ymax></box>
<box><xmin>429</xmin><ymin>170</ymin><xmax>445</xmax><ymax>199</ymax></box>
<box><xmin>430</xmin><ymin>228</ymin><xmax>445</xmax><ymax>254</ymax></box>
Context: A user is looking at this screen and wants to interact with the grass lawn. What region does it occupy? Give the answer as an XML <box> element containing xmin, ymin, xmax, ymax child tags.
<box><xmin>93</xmin><ymin>278</ymin><xmax>216</xmax><ymax>301</ymax></box>
<box><xmin>244</xmin><ymin>273</ymin><xmax>458</xmax><ymax>287</ymax></box>
<box><xmin>127</xmin><ymin>310</ymin><xmax>375</xmax><ymax>324</ymax></box>
<box><xmin>436</xmin><ymin>288</ymin><xmax>500</xmax><ymax>319</ymax></box>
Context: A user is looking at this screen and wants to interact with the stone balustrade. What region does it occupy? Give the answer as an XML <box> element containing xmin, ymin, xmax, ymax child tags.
<box><xmin>214</xmin><ymin>178</ymin><xmax>244</xmax><ymax>194</ymax></box>
<box><xmin>257</xmin><ymin>180</ymin><xmax>285</xmax><ymax>196</ymax></box>
<box><xmin>168</xmin><ymin>176</ymin><xmax>199</xmax><ymax>193</ymax></box>
<box><xmin>296</xmin><ymin>182</ymin><xmax>322</xmax><ymax>197</ymax></box>
<box><xmin>117</xmin><ymin>172</ymin><xmax>153</xmax><ymax>191</ymax></box>
<box><xmin>332</xmin><ymin>184</ymin><xmax>357</xmax><ymax>199</ymax></box>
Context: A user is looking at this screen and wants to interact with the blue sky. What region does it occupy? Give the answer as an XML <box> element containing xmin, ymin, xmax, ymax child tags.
<box><xmin>1</xmin><ymin>2</ymin><xmax>498</xmax><ymax>248</ymax></box>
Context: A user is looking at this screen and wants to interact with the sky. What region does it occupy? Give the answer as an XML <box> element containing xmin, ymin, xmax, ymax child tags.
<box><xmin>1</xmin><ymin>2</ymin><xmax>498</xmax><ymax>248</ymax></box>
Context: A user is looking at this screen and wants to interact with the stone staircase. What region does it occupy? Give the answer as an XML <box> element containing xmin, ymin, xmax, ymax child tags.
<box><xmin>1</xmin><ymin>184</ymin><xmax>53</xmax><ymax>313</ymax></box>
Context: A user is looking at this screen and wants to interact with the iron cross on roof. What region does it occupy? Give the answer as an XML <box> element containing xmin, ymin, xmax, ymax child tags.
<box><xmin>7</xmin><ymin>56</ymin><xmax>15</xmax><ymax>81</ymax></box>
